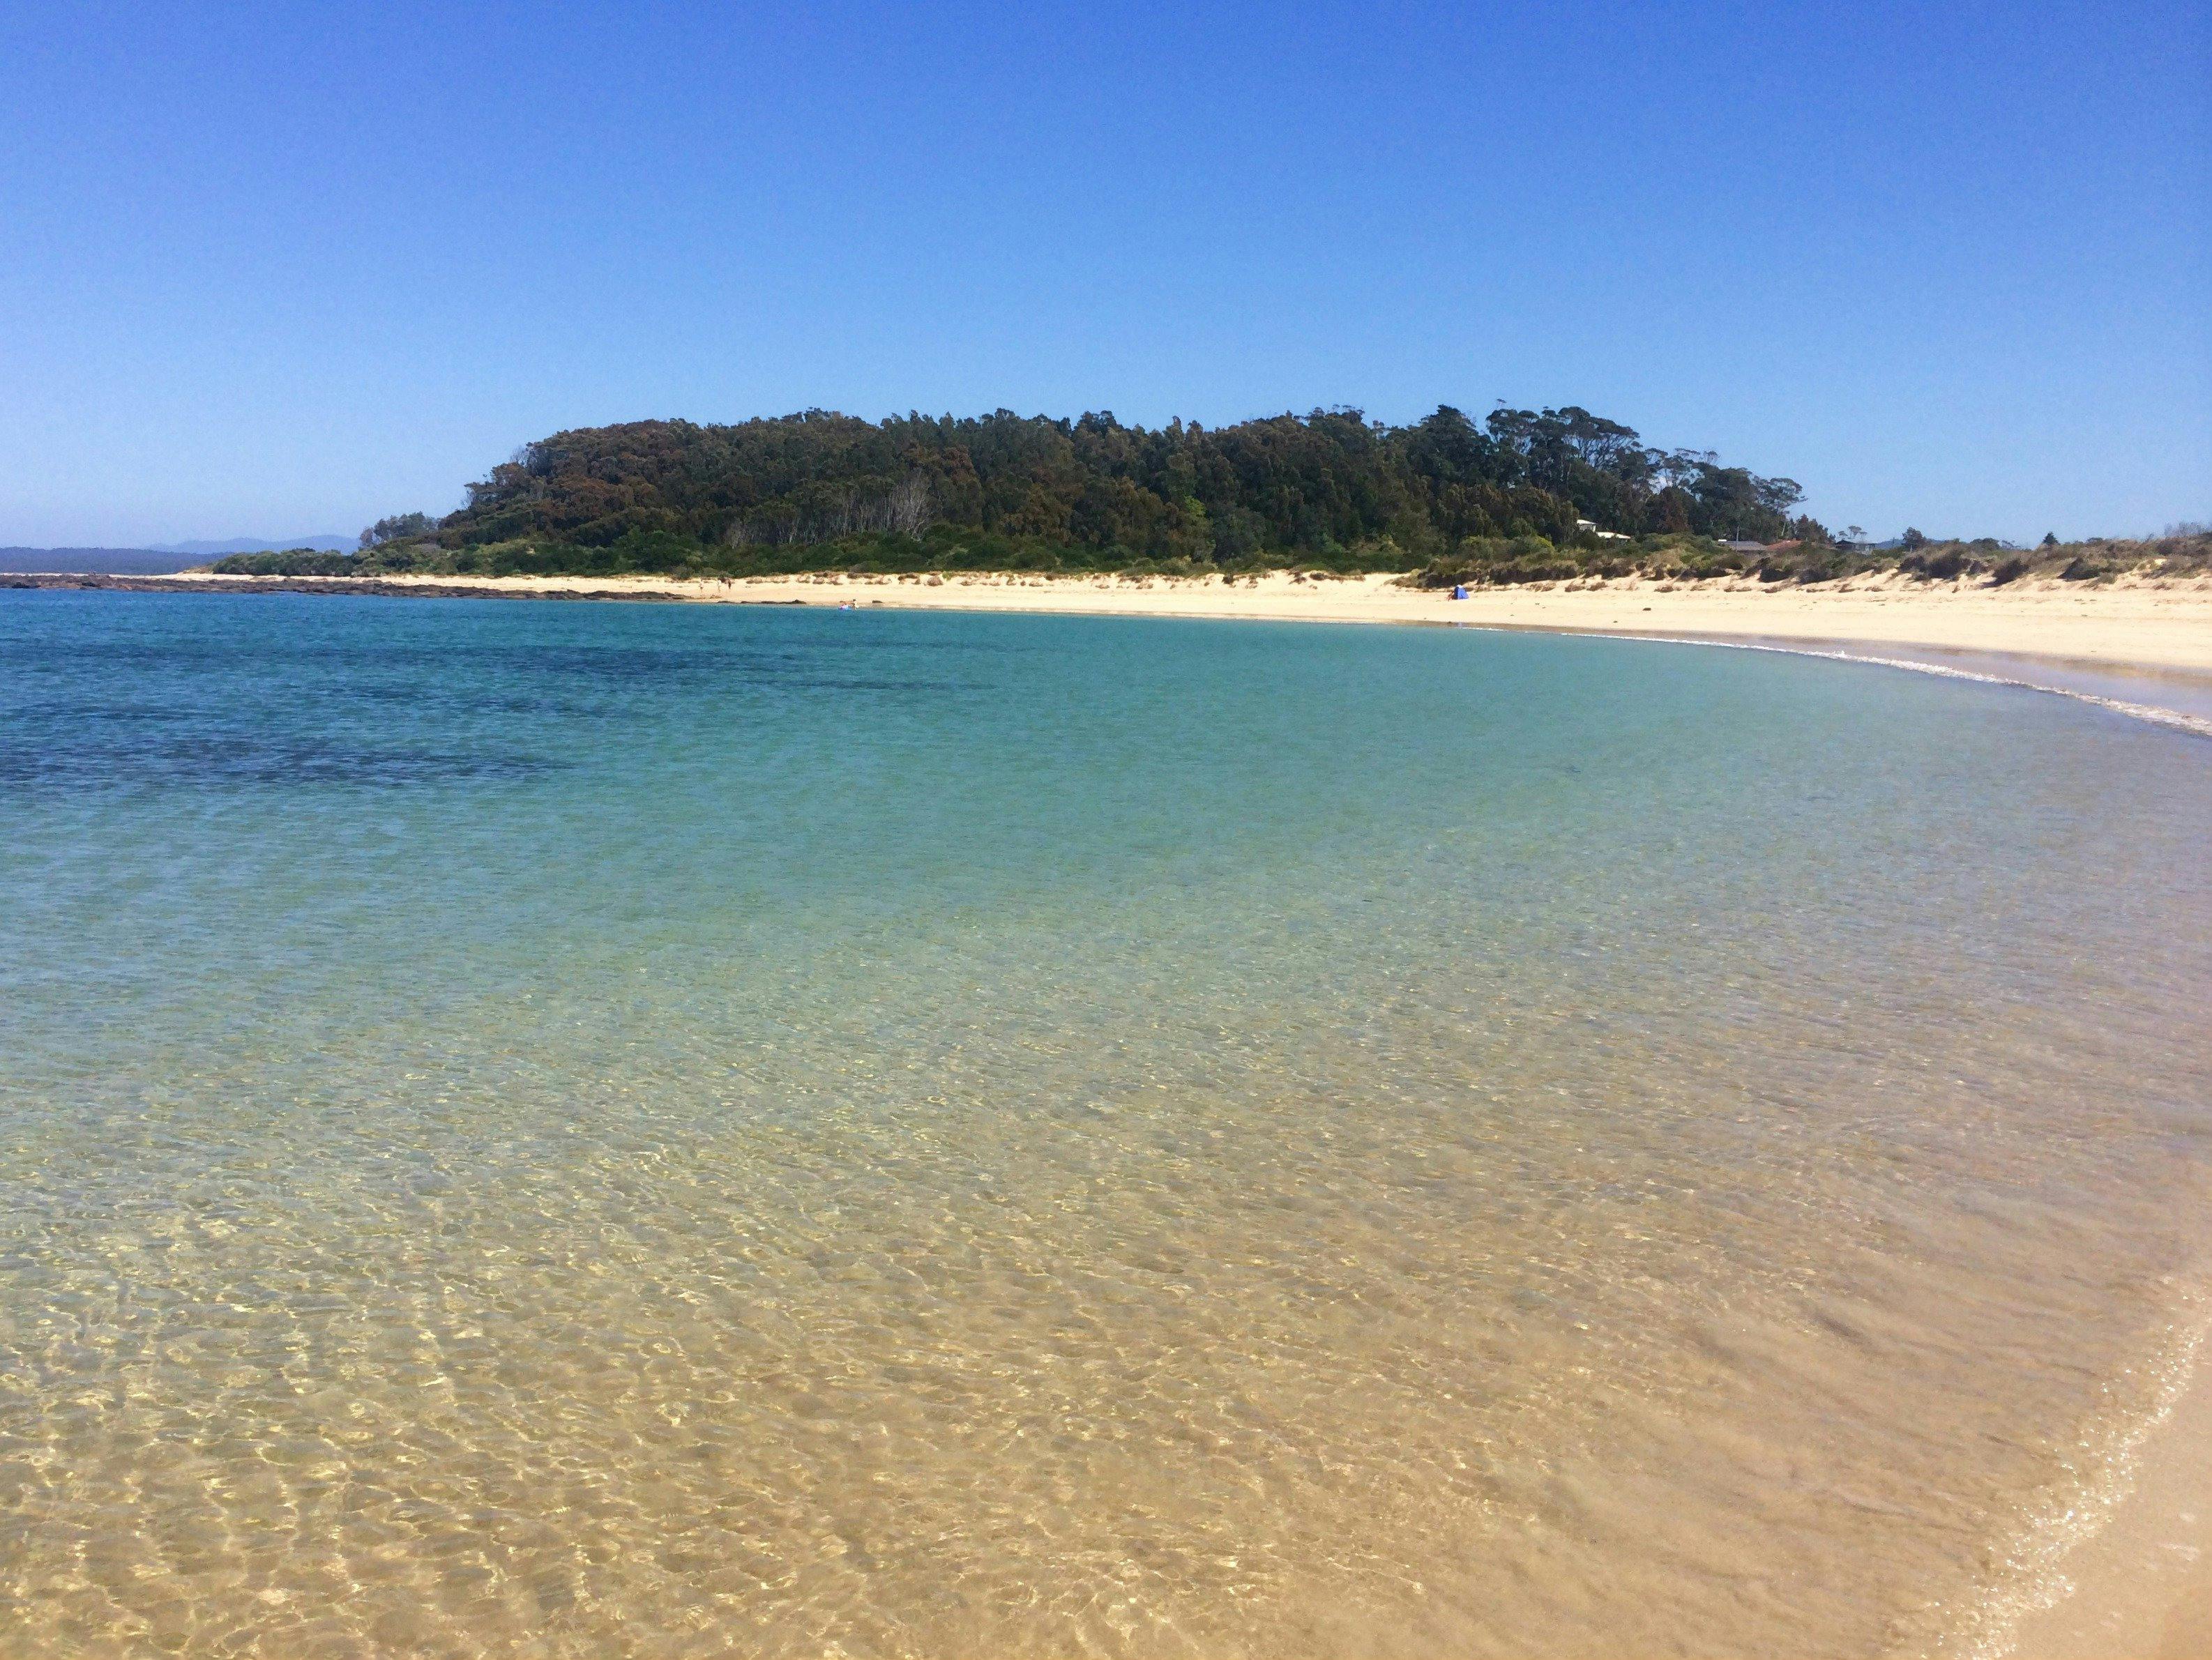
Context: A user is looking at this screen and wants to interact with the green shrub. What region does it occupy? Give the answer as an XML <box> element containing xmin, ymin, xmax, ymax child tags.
<box><xmin>207</xmin><ymin>549</ymin><xmax>359</xmax><ymax>577</ymax></box>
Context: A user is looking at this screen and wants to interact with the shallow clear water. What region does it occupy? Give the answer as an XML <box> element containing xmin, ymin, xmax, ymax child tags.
<box><xmin>3</xmin><ymin>592</ymin><xmax>2209</xmax><ymax>1658</ymax></box>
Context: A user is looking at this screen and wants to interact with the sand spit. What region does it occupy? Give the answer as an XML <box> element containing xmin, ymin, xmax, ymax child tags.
<box><xmin>28</xmin><ymin>568</ymin><xmax>2210</xmax><ymax>733</ymax></box>
<box><xmin>64</xmin><ymin>566</ymin><xmax>2204</xmax><ymax>676</ymax></box>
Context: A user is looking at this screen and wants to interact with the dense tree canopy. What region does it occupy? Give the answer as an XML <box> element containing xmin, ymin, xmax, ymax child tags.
<box><xmin>428</xmin><ymin>404</ymin><xmax>1824</xmax><ymax>568</ymax></box>
<box><xmin>208</xmin><ymin>402</ymin><xmax>2204</xmax><ymax>587</ymax></box>
<box><xmin>359</xmin><ymin>511</ymin><xmax>436</xmax><ymax>549</ymax></box>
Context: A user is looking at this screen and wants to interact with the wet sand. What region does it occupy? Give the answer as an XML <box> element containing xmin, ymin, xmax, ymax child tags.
<box><xmin>2007</xmin><ymin>1316</ymin><xmax>2212</xmax><ymax>1660</ymax></box>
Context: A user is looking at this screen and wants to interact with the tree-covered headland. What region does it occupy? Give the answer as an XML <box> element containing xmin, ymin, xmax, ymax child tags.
<box><xmin>213</xmin><ymin>405</ymin><xmax>2210</xmax><ymax>586</ymax></box>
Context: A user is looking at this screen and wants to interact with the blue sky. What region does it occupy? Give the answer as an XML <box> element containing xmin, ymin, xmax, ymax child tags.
<box><xmin>1</xmin><ymin>1</ymin><xmax>2204</xmax><ymax>546</ymax></box>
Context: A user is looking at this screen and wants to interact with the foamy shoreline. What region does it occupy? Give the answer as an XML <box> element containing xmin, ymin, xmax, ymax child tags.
<box><xmin>2000</xmin><ymin>1286</ymin><xmax>2212</xmax><ymax>1659</ymax></box>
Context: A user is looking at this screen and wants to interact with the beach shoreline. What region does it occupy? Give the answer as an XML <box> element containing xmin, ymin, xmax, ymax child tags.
<box><xmin>26</xmin><ymin>566</ymin><xmax>2212</xmax><ymax>732</ymax></box>
<box><xmin>2001</xmin><ymin>1286</ymin><xmax>2212</xmax><ymax>1660</ymax></box>
<box><xmin>122</xmin><ymin>566</ymin><xmax>2212</xmax><ymax>673</ymax></box>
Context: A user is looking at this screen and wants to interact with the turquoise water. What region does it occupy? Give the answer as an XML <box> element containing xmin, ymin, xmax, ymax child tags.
<box><xmin>3</xmin><ymin>591</ymin><xmax>2211</xmax><ymax>1657</ymax></box>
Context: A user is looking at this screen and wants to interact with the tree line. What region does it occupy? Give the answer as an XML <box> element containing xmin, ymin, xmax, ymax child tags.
<box><xmin>336</xmin><ymin>405</ymin><xmax>1828</xmax><ymax>575</ymax></box>
<box><xmin>208</xmin><ymin>404</ymin><xmax>2205</xmax><ymax>586</ymax></box>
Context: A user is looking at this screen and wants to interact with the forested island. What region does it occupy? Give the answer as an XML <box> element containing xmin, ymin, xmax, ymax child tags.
<box><xmin>212</xmin><ymin>405</ymin><xmax>2208</xmax><ymax>586</ymax></box>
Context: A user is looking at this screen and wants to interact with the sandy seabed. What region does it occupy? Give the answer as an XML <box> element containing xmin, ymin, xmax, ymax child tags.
<box><xmin>148</xmin><ymin>563</ymin><xmax>2212</xmax><ymax>1654</ymax></box>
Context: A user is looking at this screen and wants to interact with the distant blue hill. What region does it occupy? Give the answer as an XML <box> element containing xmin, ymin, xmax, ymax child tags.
<box><xmin>0</xmin><ymin>547</ymin><xmax>200</xmax><ymax>574</ymax></box>
<box><xmin>149</xmin><ymin>535</ymin><xmax>354</xmax><ymax>555</ymax></box>
<box><xmin>0</xmin><ymin>535</ymin><xmax>356</xmax><ymax>574</ymax></box>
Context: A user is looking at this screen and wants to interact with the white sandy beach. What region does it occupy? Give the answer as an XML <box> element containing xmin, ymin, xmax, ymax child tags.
<box><xmin>163</xmin><ymin>567</ymin><xmax>2212</xmax><ymax>679</ymax></box>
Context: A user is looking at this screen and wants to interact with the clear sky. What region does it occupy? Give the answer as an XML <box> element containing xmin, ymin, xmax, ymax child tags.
<box><xmin>2</xmin><ymin>0</ymin><xmax>2205</xmax><ymax>547</ymax></box>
